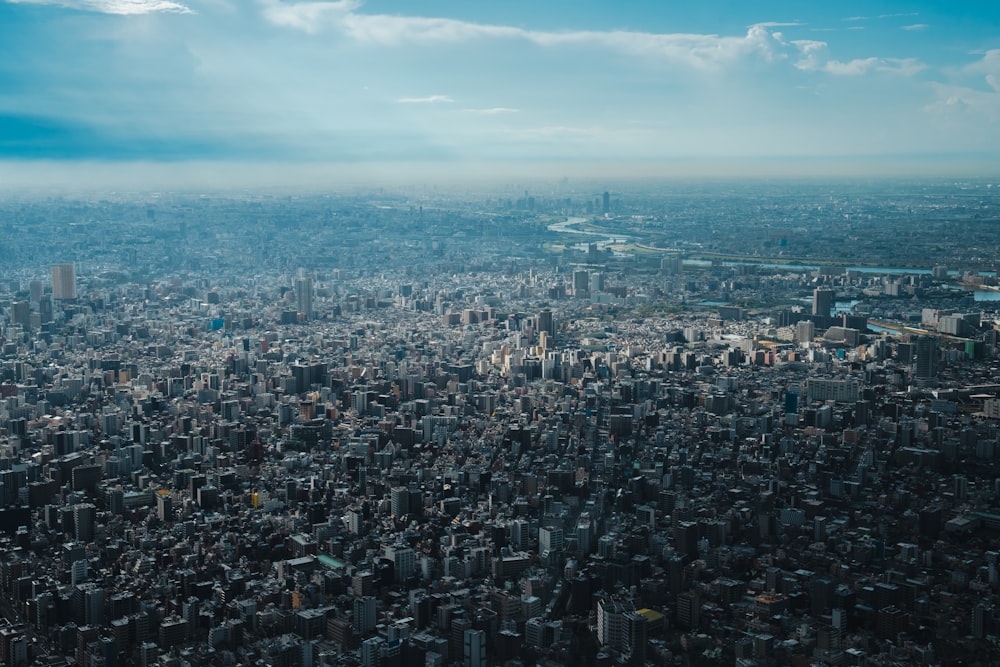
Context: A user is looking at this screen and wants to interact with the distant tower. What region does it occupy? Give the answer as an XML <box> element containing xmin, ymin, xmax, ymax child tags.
<box><xmin>602</xmin><ymin>191</ymin><xmax>610</xmax><ymax>214</ymax></box>
<box><xmin>11</xmin><ymin>301</ymin><xmax>30</xmax><ymax>328</ymax></box>
<box><xmin>795</xmin><ymin>320</ymin><xmax>815</xmax><ymax>344</ymax></box>
<box><xmin>537</xmin><ymin>309</ymin><xmax>554</xmax><ymax>338</ymax></box>
<box><xmin>589</xmin><ymin>272</ymin><xmax>605</xmax><ymax>293</ymax></box>
<box><xmin>73</xmin><ymin>503</ymin><xmax>96</xmax><ymax>542</ymax></box>
<box><xmin>295</xmin><ymin>276</ymin><xmax>313</xmax><ymax>319</ymax></box>
<box><xmin>28</xmin><ymin>280</ymin><xmax>43</xmax><ymax>305</ymax></box>
<box><xmin>51</xmin><ymin>262</ymin><xmax>76</xmax><ymax>300</ymax></box>
<box><xmin>157</xmin><ymin>493</ymin><xmax>173</xmax><ymax>522</ymax></box>
<box><xmin>660</xmin><ymin>254</ymin><xmax>683</xmax><ymax>275</ymax></box>
<box><xmin>914</xmin><ymin>336</ymin><xmax>939</xmax><ymax>379</ymax></box>
<box><xmin>812</xmin><ymin>288</ymin><xmax>834</xmax><ymax>317</ymax></box>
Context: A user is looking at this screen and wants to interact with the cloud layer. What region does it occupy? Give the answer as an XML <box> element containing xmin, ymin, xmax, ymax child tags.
<box><xmin>8</xmin><ymin>0</ymin><xmax>190</xmax><ymax>14</ymax></box>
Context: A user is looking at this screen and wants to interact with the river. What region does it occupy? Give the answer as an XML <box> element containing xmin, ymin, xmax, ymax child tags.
<box><xmin>547</xmin><ymin>217</ymin><xmax>998</xmax><ymax>299</ymax></box>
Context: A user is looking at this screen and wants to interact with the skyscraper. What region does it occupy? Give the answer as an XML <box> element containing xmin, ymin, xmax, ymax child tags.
<box><xmin>73</xmin><ymin>503</ymin><xmax>96</xmax><ymax>543</ymax></box>
<box><xmin>537</xmin><ymin>309</ymin><xmax>554</xmax><ymax>338</ymax></box>
<box><xmin>11</xmin><ymin>301</ymin><xmax>30</xmax><ymax>328</ymax></box>
<box><xmin>390</xmin><ymin>487</ymin><xmax>410</xmax><ymax>518</ymax></box>
<box><xmin>812</xmin><ymin>288</ymin><xmax>834</xmax><ymax>317</ymax></box>
<box><xmin>295</xmin><ymin>276</ymin><xmax>313</xmax><ymax>319</ymax></box>
<box><xmin>52</xmin><ymin>262</ymin><xmax>76</xmax><ymax>300</ymax></box>
<box><xmin>914</xmin><ymin>336</ymin><xmax>939</xmax><ymax>379</ymax></box>
<box><xmin>28</xmin><ymin>279</ymin><xmax>43</xmax><ymax>304</ymax></box>
<box><xmin>795</xmin><ymin>320</ymin><xmax>815</xmax><ymax>344</ymax></box>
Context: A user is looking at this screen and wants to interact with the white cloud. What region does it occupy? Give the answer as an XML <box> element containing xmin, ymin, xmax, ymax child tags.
<box><xmin>792</xmin><ymin>39</ymin><xmax>826</xmax><ymax>54</ymax></box>
<box><xmin>793</xmin><ymin>40</ymin><xmax>924</xmax><ymax>76</ymax></box>
<box><xmin>965</xmin><ymin>49</ymin><xmax>1000</xmax><ymax>77</ymax></box>
<box><xmin>258</xmin><ymin>0</ymin><xmax>359</xmax><ymax>34</ymax></box>
<box><xmin>925</xmin><ymin>83</ymin><xmax>1000</xmax><ymax>121</ymax></box>
<box><xmin>396</xmin><ymin>95</ymin><xmax>454</xmax><ymax>104</ymax></box>
<box><xmin>7</xmin><ymin>0</ymin><xmax>191</xmax><ymax>13</ymax></box>
<box><xmin>902</xmin><ymin>24</ymin><xmax>928</xmax><ymax>31</ymax></box>
<box><xmin>928</xmin><ymin>50</ymin><xmax>1000</xmax><ymax>119</ymax></box>
<box><xmin>829</xmin><ymin>57</ymin><xmax>924</xmax><ymax>76</ymax></box>
<box><xmin>341</xmin><ymin>13</ymin><xmax>523</xmax><ymax>45</ymax></box>
<box><xmin>259</xmin><ymin>2</ymin><xmax>793</xmax><ymax>70</ymax></box>
<box><xmin>753</xmin><ymin>22</ymin><xmax>803</xmax><ymax>28</ymax></box>
<box><xmin>527</xmin><ymin>24</ymin><xmax>788</xmax><ymax>67</ymax></box>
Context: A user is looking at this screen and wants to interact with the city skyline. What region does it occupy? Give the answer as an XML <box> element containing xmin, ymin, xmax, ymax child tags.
<box><xmin>1</xmin><ymin>1</ymin><xmax>1000</xmax><ymax>187</ymax></box>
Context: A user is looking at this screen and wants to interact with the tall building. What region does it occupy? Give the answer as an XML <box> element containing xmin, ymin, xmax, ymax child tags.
<box><xmin>674</xmin><ymin>521</ymin><xmax>699</xmax><ymax>562</ymax></box>
<box><xmin>28</xmin><ymin>279</ymin><xmax>43</xmax><ymax>304</ymax></box>
<box><xmin>354</xmin><ymin>596</ymin><xmax>376</xmax><ymax>634</ymax></box>
<box><xmin>74</xmin><ymin>583</ymin><xmax>104</xmax><ymax>626</ymax></box>
<box><xmin>589</xmin><ymin>272</ymin><xmax>605</xmax><ymax>293</ymax></box>
<box><xmin>73</xmin><ymin>503</ymin><xmax>96</xmax><ymax>543</ymax></box>
<box><xmin>157</xmin><ymin>493</ymin><xmax>173</xmax><ymax>522</ymax></box>
<box><xmin>361</xmin><ymin>636</ymin><xmax>384</xmax><ymax>667</ymax></box>
<box><xmin>660</xmin><ymin>254</ymin><xmax>683</xmax><ymax>275</ymax></box>
<box><xmin>537</xmin><ymin>309</ymin><xmax>554</xmax><ymax>338</ymax></box>
<box><xmin>538</xmin><ymin>525</ymin><xmax>564</xmax><ymax>555</ymax></box>
<box><xmin>597</xmin><ymin>598</ymin><xmax>626</xmax><ymax>649</ymax></box>
<box><xmin>11</xmin><ymin>301</ymin><xmax>30</xmax><ymax>328</ymax></box>
<box><xmin>623</xmin><ymin>611</ymin><xmax>648</xmax><ymax>664</ymax></box>
<box><xmin>52</xmin><ymin>262</ymin><xmax>76</xmax><ymax>300</ymax></box>
<box><xmin>390</xmin><ymin>487</ymin><xmax>409</xmax><ymax>518</ymax></box>
<box><xmin>386</xmin><ymin>544</ymin><xmax>415</xmax><ymax>583</ymax></box>
<box><xmin>463</xmin><ymin>628</ymin><xmax>486</xmax><ymax>667</ymax></box>
<box><xmin>914</xmin><ymin>336</ymin><xmax>939</xmax><ymax>379</ymax></box>
<box><xmin>576</xmin><ymin>513</ymin><xmax>594</xmax><ymax>555</ymax></box>
<box><xmin>795</xmin><ymin>320</ymin><xmax>815</xmax><ymax>344</ymax></box>
<box><xmin>295</xmin><ymin>276</ymin><xmax>313</xmax><ymax>319</ymax></box>
<box><xmin>510</xmin><ymin>519</ymin><xmax>530</xmax><ymax>549</ymax></box>
<box><xmin>676</xmin><ymin>590</ymin><xmax>700</xmax><ymax>630</ymax></box>
<box><xmin>812</xmin><ymin>288</ymin><xmax>835</xmax><ymax>317</ymax></box>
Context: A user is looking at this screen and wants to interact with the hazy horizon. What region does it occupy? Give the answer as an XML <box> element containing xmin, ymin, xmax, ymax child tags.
<box><xmin>2</xmin><ymin>156</ymin><xmax>1000</xmax><ymax>194</ymax></box>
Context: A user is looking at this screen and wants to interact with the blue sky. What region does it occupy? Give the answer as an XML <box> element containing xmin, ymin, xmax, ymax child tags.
<box><xmin>1</xmin><ymin>0</ymin><xmax>999</xmax><ymax>185</ymax></box>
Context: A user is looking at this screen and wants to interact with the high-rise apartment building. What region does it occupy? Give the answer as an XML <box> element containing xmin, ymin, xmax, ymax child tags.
<box><xmin>295</xmin><ymin>276</ymin><xmax>313</xmax><ymax>319</ymax></box>
<box><xmin>52</xmin><ymin>262</ymin><xmax>76</xmax><ymax>300</ymax></box>
<box><xmin>914</xmin><ymin>336</ymin><xmax>939</xmax><ymax>379</ymax></box>
<box><xmin>813</xmin><ymin>288</ymin><xmax>835</xmax><ymax>317</ymax></box>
